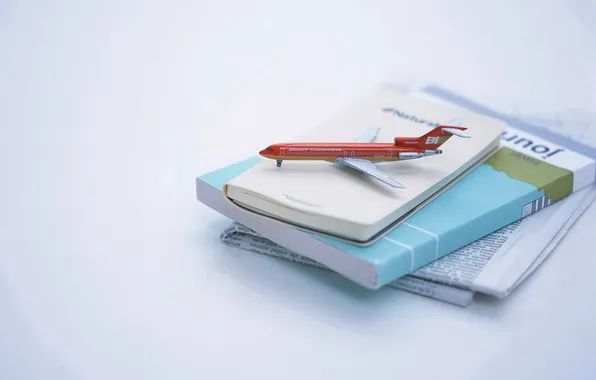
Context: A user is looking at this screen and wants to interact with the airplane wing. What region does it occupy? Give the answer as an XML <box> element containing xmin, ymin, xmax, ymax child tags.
<box><xmin>335</xmin><ymin>157</ymin><xmax>404</xmax><ymax>188</ymax></box>
<box><xmin>353</xmin><ymin>127</ymin><xmax>381</xmax><ymax>143</ymax></box>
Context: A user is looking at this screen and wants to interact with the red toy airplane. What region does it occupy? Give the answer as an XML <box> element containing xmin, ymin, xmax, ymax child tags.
<box><xmin>259</xmin><ymin>119</ymin><xmax>469</xmax><ymax>188</ymax></box>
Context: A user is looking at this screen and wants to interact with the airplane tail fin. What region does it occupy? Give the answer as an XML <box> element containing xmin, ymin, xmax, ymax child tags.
<box><xmin>393</xmin><ymin>119</ymin><xmax>470</xmax><ymax>150</ymax></box>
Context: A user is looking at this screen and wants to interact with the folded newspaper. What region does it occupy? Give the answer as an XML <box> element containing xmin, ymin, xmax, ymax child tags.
<box><xmin>218</xmin><ymin>85</ymin><xmax>596</xmax><ymax>307</ymax></box>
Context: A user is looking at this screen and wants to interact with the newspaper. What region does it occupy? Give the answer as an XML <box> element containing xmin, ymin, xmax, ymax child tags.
<box><xmin>220</xmin><ymin>183</ymin><xmax>596</xmax><ymax>306</ymax></box>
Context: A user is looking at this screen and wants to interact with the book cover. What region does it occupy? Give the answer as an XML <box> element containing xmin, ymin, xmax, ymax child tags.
<box><xmin>196</xmin><ymin>90</ymin><xmax>596</xmax><ymax>290</ymax></box>
<box><xmin>223</xmin><ymin>89</ymin><xmax>506</xmax><ymax>244</ymax></box>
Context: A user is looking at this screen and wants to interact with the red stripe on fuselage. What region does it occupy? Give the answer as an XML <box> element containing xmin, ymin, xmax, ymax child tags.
<box><xmin>260</xmin><ymin>143</ymin><xmax>422</xmax><ymax>160</ymax></box>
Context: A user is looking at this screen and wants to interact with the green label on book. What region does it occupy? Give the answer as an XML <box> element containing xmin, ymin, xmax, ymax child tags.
<box><xmin>484</xmin><ymin>147</ymin><xmax>573</xmax><ymax>202</ymax></box>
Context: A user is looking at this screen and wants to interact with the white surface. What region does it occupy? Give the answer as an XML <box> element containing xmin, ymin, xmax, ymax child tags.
<box><xmin>2</xmin><ymin>1</ymin><xmax>596</xmax><ymax>379</ymax></box>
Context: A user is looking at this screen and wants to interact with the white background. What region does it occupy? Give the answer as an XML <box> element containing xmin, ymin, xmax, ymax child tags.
<box><xmin>2</xmin><ymin>0</ymin><xmax>596</xmax><ymax>379</ymax></box>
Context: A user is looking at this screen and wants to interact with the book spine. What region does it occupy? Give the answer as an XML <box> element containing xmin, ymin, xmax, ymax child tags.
<box><xmin>500</xmin><ymin>126</ymin><xmax>596</xmax><ymax>195</ymax></box>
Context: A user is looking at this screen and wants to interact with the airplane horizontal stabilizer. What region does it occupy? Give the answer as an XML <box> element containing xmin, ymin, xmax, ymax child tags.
<box><xmin>441</xmin><ymin>127</ymin><xmax>470</xmax><ymax>138</ymax></box>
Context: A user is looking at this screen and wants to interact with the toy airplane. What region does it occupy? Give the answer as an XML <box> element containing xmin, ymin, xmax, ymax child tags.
<box><xmin>259</xmin><ymin>119</ymin><xmax>470</xmax><ymax>188</ymax></box>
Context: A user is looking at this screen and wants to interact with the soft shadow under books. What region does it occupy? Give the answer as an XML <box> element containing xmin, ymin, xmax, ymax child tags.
<box><xmin>194</xmin><ymin>217</ymin><xmax>522</xmax><ymax>329</ymax></box>
<box><xmin>210</xmin><ymin>243</ymin><xmax>404</xmax><ymax>328</ymax></box>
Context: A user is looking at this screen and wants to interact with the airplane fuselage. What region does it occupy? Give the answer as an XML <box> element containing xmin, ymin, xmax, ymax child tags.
<box><xmin>259</xmin><ymin>142</ymin><xmax>442</xmax><ymax>165</ymax></box>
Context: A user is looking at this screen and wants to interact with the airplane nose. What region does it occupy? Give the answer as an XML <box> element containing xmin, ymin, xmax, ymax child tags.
<box><xmin>259</xmin><ymin>149</ymin><xmax>268</xmax><ymax>157</ymax></box>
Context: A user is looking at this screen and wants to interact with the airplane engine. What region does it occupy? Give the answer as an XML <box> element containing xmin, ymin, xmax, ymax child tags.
<box><xmin>398</xmin><ymin>152</ymin><xmax>423</xmax><ymax>159</ymax></box>
<box><xmin>423</xmin><ymin>149</ymin><xmax>443</xmax><ymax>156</ymax></box>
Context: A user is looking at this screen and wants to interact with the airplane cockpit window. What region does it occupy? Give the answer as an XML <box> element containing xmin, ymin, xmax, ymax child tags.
<box><xmin>265</xmin><ymin>147</ymin><xmax>274</xmax><ymax>152</ymax></box>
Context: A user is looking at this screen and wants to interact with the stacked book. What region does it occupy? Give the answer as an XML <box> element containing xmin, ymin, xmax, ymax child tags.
<box><xmin>196</xmin><ymin>85</ymin><xmax>596</xmax><ymax>305</ymax></box>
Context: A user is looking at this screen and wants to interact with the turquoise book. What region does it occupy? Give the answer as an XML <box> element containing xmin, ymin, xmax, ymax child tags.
<box><xmin>196</xmin><ymin>86</ymin><xmax>596</xmax><ymax>290</ymax></box>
